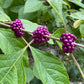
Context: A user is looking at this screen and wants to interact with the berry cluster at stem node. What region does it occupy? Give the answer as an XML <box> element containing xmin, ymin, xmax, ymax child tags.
<box><xmin>32</xmin><ymin>26</ymin><xmax>50</xmax><ymax>44</ymax></box>
<box><xmin>10</xmin><ymin>19</ymin><xmax>24</xmax><ymax>38</ymax></box>
<box><xmin>60</xmin><ymin>33</ymin><xmax>77</xmax><ymax>53</ymax></box>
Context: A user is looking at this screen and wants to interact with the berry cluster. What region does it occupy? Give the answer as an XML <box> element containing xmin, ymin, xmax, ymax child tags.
<box><xmin>10</xmin><ymin>19</ymin><xmax>24</xmax><ymax>38</ymax></box>
<box><xmin>60</xmin><ymin>33</ymin><xmax>77</xmax><ymax>53</ymax></box>
<box><xmin>32</xmin><ymin>26</ymin><xmax>50</xmax><ymax>44</ymax></box>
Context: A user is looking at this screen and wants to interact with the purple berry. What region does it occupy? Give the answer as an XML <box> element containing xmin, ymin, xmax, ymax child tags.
<box><xmin>69</xmin><ymin>39</ymin><xmax>72</xmax><ymax>43</ymax></box>
<box><xmin>62</xmin><ymin>33</ymin><xmax>66</xmax><ymax>36</ymax></box>
<box><xmin>66</xmin><ymin>43</ymin><xmax>70</xmax><ymax>46</ymax></box>
<box><xmin>60</xmin><ymin>37</ymin><xmax>63</xmax><ymax>41</ymax></box>
<box><xmin>32</xmin><ymin>26</ymin><xmax>50</xmax><ymax>44</ymax></box>
<box><xmin>60</xmin><ymin>33</ymin><xmax>77</xmax><ymax>53</ymax></box>
<box><xmin>68</xmin><ymin>46</ymin><xmax>71</xmax><ymax>49</ymax></box>
<box><xmin>10</xmin><ymin>19</ymin><xmax>24</xmax><ymax>38</ymax></box>
<box><xmin>63</xmin><ymin>36</ymin><xmax>66</xmax><ymax>40</ymax></box>
<box><xmin>67</xmin><ymin>36</ymin><xmax>71</xmax><ymax>39</ymax></box>
<box><xmin>63</xmin><ymin>39</ymin><xmax>68</xmax><ymax>43</ymax></box>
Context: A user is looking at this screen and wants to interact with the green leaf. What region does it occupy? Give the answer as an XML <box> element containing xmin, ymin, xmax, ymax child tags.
<box><xmin>0</xmin><ymin>28</ymin><xmax>29</xmax><ymax>65</ymax></box>
<box><xmin>0</xmin><ymin>0</ymin><xmax>13</xmax><ymax>8</ymax></box>
<box><xmin>21</xmin><ymin>19</ymin><xmax>39</xmax><ymax>32</ymax></box>
<box><xmin>70</xmin><ymin>12</ymin><xmax>84</xmax><ymax>20</ymax></box>
<box><xmin>10</xmin><ymin>0</ymin><xmax>25</xmax><ymax>6</ymax></box>
<box><xmin>0</xmin><ymin>67</ymin><xmax>18</xmax><ymax>84</ymax></box>
<box><xmin>25</xmin><ymin>67</ymin><xmax>34</xmax><ymax>83</ymax></box>
<box><xmin>52</xmin><ymin>28</ymin><xmax>65</xmax><ymax>38</ymax></box>
<box><xmin>79</xmin><ymin>23</ymin><xmax>84</xmax><ymax>37</ymax></box>
<box><xmin>48</xmin><ymin>39</ymin><xmax>54</xmax><ymax>44</ymax></box>
<box><xmin>24</xmin><ymin>0</ymin><xmax>43</xmax><ymax>13</ymax></box>
<box><xmin>0</xmin><ymin>7</ymin><xmax>11</xmax><ymax>21</ymax></box>
<box><xmin>16</xmin><ymin>60</ymin><xmax>26</xmax><ymax>84</ymax></box>
<box><xmin>73</xmin><ymin>20</ymin><xmax>83</xmax><ymax>28</ymax></box>
<box><xmin>30</xmin><ymin>46</ymin><xmax>70</xmax><ymax>84</ymax></box>
<box><xmin>10</xmin><ymin>5</ymin><xmax>23</xmax><ymax>13</ymax></box>
<box><xmin>0</xmin><ymin>49</ymin><xmax>26</xmax><ymax>84</ymax></box>
<box><xmin>47</xmin><ymin>0</ymin><xmax>63</xmax><ymax>18</ymax></box>
<box><xmin>18</xmin><ymin>7</ymin><xmax>38</xmax><ymax>21</ymax></box>
<box><xmin>51</xmin><ymin>9</ymin><xmax>62</xmax><ymax>27</ymax></box>
<box><xmin>33</xmin><ymin>64</ymin><xmax>40</xmax><ymax>79</ymax></box>
<box><xmin>68</xmin><ymin>0</ymin><xmax>84</xmax><ymax>8</ymax></box>
<box><xmin>0</xmin><ymin>28</ymin><xmax>26</xmax><ymax>54</ymax></box>
<box><xmin>52</xmin><ymin>28</ymin><xmax>65</xmax><ymax>49</ymax></box>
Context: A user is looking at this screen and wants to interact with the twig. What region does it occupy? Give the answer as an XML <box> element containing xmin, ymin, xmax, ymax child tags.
<box><xmin>22</xmin><ymin>36</ymin><xmax>34</xmax><ymax>46</ymax></box>
<box><xmin>44</xmin><ymin>35</ymin><xmax>60</xmax><ymax>41</ymax></box>
<box><xmin>63</xmin><ymin>20</ymin><xmax>67</xmax><ymax>33</ymax></box>
<box><xmin>25</xmin><ymin>39</ymin><xmax>34</xmax><ymax>47</ymax></box>
<box><xmin>73</xmin><ymin>42</ymin><xmax>84</xmax><ymax>48</ymax></box>
<box><xmin>22</xmin><ymin>37</ymin><xmax>29</xmax><ymax>44</ymax></box>
<box><xmin>2</xmin><ymin>21</ymin><xmax>11</xmax><ymax>24</ymax></box>
<box><xmin>47</xmin><ymin>1</ymin><xmax>67</xmax><ymax>33</ymax></box>
<box><xmin>21</xmin><ymin>28</ymin><xmax>60</xmax><ymax>41</ymax></box>
<box><xmin>1</xmin><ymin>22</ymin><xmax>84</xmax><ymax>48</ymax></box>
<box><xmin>0</xmin><ymin>22</ymin><xmax>10</xmax><ymax>27</ymax></box>
<box><xmin>20</xmin><ymin>28</ymin><xmax>32</xmax><ymax>33</ymax></box>
<box><xmin>70</xmin><ymin>53</ymin><xmax>84</xmax><ymax>79</ymax></box>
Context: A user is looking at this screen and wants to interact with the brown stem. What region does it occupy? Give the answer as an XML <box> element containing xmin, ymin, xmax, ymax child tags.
<box><xmin>26</xmin><ymin>39</ymin><xmax>34</xmax><ymax>47</ymax></box>
<box><xmin>20</xmin><ymin>28</ymin><xmax>32</xmax><ymax>33</ymax></box>
<box><xmin>63</xmin><ymin>21</ymin><xmax>67</xmax><ymax>33</ymax></box>
<box><xmin>73</xmin><ymin>42</ymin><xmax>84</xmax><ymax>48</ymax></box>
<box><xmin>0</xmin><ymin>22</ymin><xmax>10</xmax><ymax>27</ymax></box>
<box><xmin>1</xmin><ymin>22</ymin><xmax>84</xmax><ymax>48</ymax></box>
<box><xmin>44</xmin><ymin>35</ymin><xmax>60</xmax><ymax>41</ymax></box>
<box><xmin>3</xmin><ymin>21</ymin><xmax>11</xmax><ymax>24</ymax></box>
<box><xmin>21</xmin><ymin>28</ymin><xmax>61</xmax><ymax>41</ymax></box>
<box><xmin>70</xmin><ymin>53</ymin><xmax>84</xmax><ymax>79</ymax></box>
<box><xmin>22</xmin><ymin>37</ymin><xmax>29</xmax><ymax>44</ymax></box>
<box><xmin>22</xmin><ymin>36</ymin><xmax>34</xmax><ymax>46</ymax></box>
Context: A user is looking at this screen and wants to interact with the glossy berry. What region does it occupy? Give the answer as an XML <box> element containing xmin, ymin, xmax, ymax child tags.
<box><xmin>32</xmin><ymin>26</ymin><xmax>50</xmax><ymax>44</ymax></box>
<box><xmin>10</xmin><ymin>19</ymin><xmax>24</xmax><ymax>38</ymax></box>
<box><xmin>60</xmin><ymin>33</ymin><xmax>77</xmax><ymax>53</ymax></box>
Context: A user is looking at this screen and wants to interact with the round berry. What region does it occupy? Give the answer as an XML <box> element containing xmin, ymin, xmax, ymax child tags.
<box><xmin>69</xmin><ymin>39</ymin><xmax>72</xmax><ymax>43</ymax></box>
<box><xmin>60</xmin><ymin>33</ymin><xmax>77</xmax><ymax>53</ymax></box>
<box><xmin>32</xmin><ymin>26</ymin><xmax>50</xmax><ymax>44</ymax></box>
<box><xmin>10</xmin><ymin>19</ymin><xmax>24</xmax><ymax>38</ymax></box>
<box><xmin>63</xmin><ymin>39</ymin><xmax>68</xmax><ymax>43</ymax></box>
<box><xmin>66</xmin><ymin>43</ymin><xmax>70</xmax><ymax>46</ymax></box>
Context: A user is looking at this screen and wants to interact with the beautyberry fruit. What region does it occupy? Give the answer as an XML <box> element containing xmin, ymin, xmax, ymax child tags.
<box><xmin>32</xmin><ymin>26</ymin><xmax>50</xmax><ymax>44</ymax></box>
<box><xmin>10</xmin><ymin>19</ymin><xmax>24</xmax><ymax>38</ymax></box>
<box><xmin>60</xmin><ymin>33</ymin><xmax>77</xmax><ymax>53</ymax></box>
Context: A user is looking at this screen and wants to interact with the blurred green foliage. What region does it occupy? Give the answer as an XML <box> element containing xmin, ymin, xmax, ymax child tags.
<box><xmin>0</xmin><ymin>0</ymin><xmax>84</xmax><ymax>83</ymax></box>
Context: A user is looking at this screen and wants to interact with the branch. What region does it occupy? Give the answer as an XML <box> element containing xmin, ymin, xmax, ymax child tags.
<box><xmin>20</xmin><ymin>28</ymin><xmax>32</xmax><ymax>33</ymax></box>
<box><xmin>44</xmin><ymin>35</ymin><xmax>60</xmax><ymax>41</ymax></box>
<box><xmin>70</xmin><ymin>53</ymin><xmax>84</xmax><ymax>79</ymax></box>
<box><xmin>0</xmin><ymin>22</ymin><xmax>10</xmax><ymax>27</ymax></box>
<box><xmin>22</xmin><ymin>37</ymin><xmax>29</xmax><ymax>44</ymax></box>
<box><xmin>73</xmin><ymin>42</ymin><xmax>84</xmax><ymax>48</ymax></box>
<box><xmin>62</xmin><ymin>20</ymin><xmax>67</xmax><ymax>33</ymax></box>
<box><xmin>1</xmin><ymin>22</ymin><xmax>84</xmax><ymax>48</ymax></box>
<box><xmin>20</xmin><ymin>28</ymin><xmax>60</xmax><ymax>41</ymax></box>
